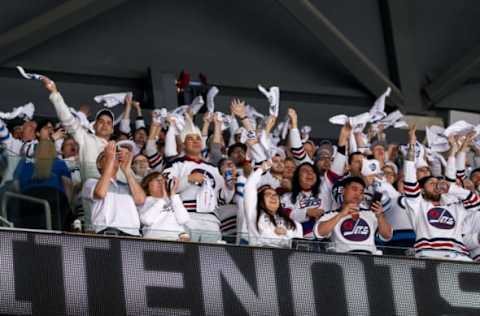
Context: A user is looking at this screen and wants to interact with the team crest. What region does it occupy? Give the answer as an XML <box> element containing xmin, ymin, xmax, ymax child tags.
<box><xmin>340</xmin><ymin>217</ymin><xmax>370</xmax><ymax>241</ymax></box>
<box><xmin>427</xmin><ymin>207</ymin><xmax>455</xmax><ymax>229</ymax></box>
<box><xmin>299</xmin><ymin>196</ymin><xmax>321</xmax><ymax>208</ymax></box>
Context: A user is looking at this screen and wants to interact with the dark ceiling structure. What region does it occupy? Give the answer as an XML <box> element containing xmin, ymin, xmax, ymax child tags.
<box><xmin>0</xmin><ymin>0</ymin><xmax>479</xmax><ymax>137</ymax></box>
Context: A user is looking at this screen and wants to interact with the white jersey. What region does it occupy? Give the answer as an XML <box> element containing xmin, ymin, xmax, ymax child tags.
<box><xmin>162</xmin><ymin>156</ymin><xmax>234</xmax><ymax>223</ymax></box>
<box><xmin>403</xmin><ymin>160</ymin><xmax>480</xmax><ymax>258</ymax></box>
<box><xmin>314</xmin><ymin>209</ymin><xmax>387</xmax><ymax>254</ymax></box>
<box><xmin>216</xmin><ymin>177</ymin><xmax>245</xmax><ymax>237</ymax></box>
<box><xmin>462</xmin><ymin>211</ymin><xmax>480</xmax><ymax>262</ymax></box>
<box><xmin>139</xmin><ymin>195</ymin><xmax>190</xmax><ymax>241</ymax></box>
<box><xmin>281</xmin><ymin>189</ymin><xmax>330</xmax><ymax>239</ymax></box>
<box><xmin>244</xmin><ymin>169</ymin><xmax>303</xmax><ymax>247</ymax></box>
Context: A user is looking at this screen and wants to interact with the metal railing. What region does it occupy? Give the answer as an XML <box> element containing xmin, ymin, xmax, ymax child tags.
<box><xmin>1</xmin><ymin>191</ymin><xmax>52</xmax><ymax>230</ymax></box>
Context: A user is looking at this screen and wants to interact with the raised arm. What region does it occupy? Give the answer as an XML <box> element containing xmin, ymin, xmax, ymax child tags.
<box><xmin>119</xmin><ymin>95</ymin><xmax>133</xmax><ymax>135</ymax></box>
<box><xmin>133</xmin><ymin>101</ymin><xmax>146</xmax><ymax>130</ymax></box>
<box><xmin>244</xmin><ymin>162</ymin><xmax>271</xmax><ymax>238</ymax></box>
<box><xmin>230</xmin><ymin>99</ymin><xmax>268</xmax><ymax>165</ymax></box>
<box><xmin>93</xmin><ymin>142</ymin><xmax>116</xmax><ymax>199</ymax></box>
<box><xmin>119</xmin><ymin>148</ymin><xmax>146</xmax><ymax>205</ymax></box>
<box><xmin>403</xmin><ymin>125</ymin><xmax>421</xmax><ymax>199</ymax></box>
<box><xmin>144</xmin><ymin>115</ymin><xmax>164</xmax><ymax>171</ymax></box>
<box><xmin>288</xmin><ymin>108</ymin><xmax>313</xmax><ymax>165</ymax></box>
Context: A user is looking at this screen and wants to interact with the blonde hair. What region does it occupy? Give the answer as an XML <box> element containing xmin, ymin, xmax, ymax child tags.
<box><xmin>33</xmin><ymin>140</ymin><xmax>57</xmax><ymax>180</ymax></box>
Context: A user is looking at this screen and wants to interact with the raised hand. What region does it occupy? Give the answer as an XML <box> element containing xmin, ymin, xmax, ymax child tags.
<box><xmin>118</xmin><ymin>148</ymin><xmax>133</xmax><ymax>172</ymax></box>
<box><xmin>460</xmin><ymin>130</ymin><xmax>476</xmax><ymax>152</ymax></box>
<box><xmin>338</xmin><ymin>122</ymin><xmax>352</xmax><ymax>147</ymax></box>
<box><xmin>287</xmin><ymin>108</ymin><xmax>298</xmax><ymax>129</ymax></box>
<box><xmin>230</xmin><ymin>98</ymin><xmax>247</xmax><ymax>118</ymax></box>
<box><xmin>260</xmin><ymin>160</ymin><xmax>272</xmax><ymax>173</ymax></box>
<box><xmin>371</xmin><ymin>201</ymin><xmax>384</xmax><ymax>217</ymax></box>
<box><xmin>42</xmin><ymin>77</ymin><xmax>58</xmax><ymax>94</ymax></box>
<box><xmin>125</xmin><ymin>93</ymin><xmax>133</xmax><ymax>106</ymax></box>
<box><xmin>104</xmin><ymin>141</ymin><xmax>117</xmax><ymax>163</ymax></box>
<box><xmin>408</xmin><ymin>124</ymin><xmax>417</xmax><ymax>145</ymax></box>
<box><xmin>448</xmin><ymin>135</ymin><xmax>460</xmax><ymax>155</ymax></box>
<box><xmin>51</xmin><ymin>128</ymin><xmax>66</xmax><ymax>141</ymax></box>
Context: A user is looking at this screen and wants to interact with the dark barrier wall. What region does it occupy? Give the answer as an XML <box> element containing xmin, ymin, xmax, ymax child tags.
<box><xmin>1</xmin><ymin>229</ymin><xmax>480</xmax><ymax>316</ymax></box>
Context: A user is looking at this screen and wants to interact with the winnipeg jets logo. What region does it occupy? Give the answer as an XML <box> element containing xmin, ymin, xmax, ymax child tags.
<box><xmin>340</xmin><ymin>218</ymin><xmax>370</xmax><ymax>241</ymax></box>
<box><xmin>299</xmin><ymin>196</ymin><xmax>321</xmax><ymax>208</ymax></box>
<box><xmin>427</xmin><ymin>207</ymin><xmax>455</xmax><ymax>229</ymax></box>
<box><xmin>369</xmin><ymin>163</ymin><xmax>377</xmax><ymax>171</ymax></box>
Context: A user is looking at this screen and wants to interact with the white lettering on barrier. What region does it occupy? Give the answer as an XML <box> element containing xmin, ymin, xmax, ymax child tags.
<box><xmin>288</xmin><ymin>253</ymin><xmax>369</xmax><ymax>316</ymax></box>
<box><xmin>198</xmin><ymin>246</ymin><xmax>280</xmax><ymax>315</ymax></box>
<box><xmin>35</xmin><ymin>234</ymin><xmax>110</xmax><ymax>316</ymax></box>
<box><xmin>0</xmin><ymin>232</ymin><xmax>31</xmax><ymax>315</ymax></box>
<box><xmin>437</xmin><ymin>262</ymin><xmax>480</xmax><ymax>309</ymax></box>
<box><xmin>120</xmin><ymin>240</ymin><xmax>189</xmax><ymax>316</ymax></box>
<box><xmin>373</xmin><ymin>257</ymin><xmax>426</xmax><ymax>315</ymax></box>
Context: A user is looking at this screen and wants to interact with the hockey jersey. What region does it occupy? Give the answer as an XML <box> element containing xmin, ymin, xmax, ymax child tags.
<box><xmin>281</xmin><ymin>189</ymin><xmax>329</xmax><ymax>239</ymax></box>
<box><xmin>314</xmin><ymin>208</ymin><xmax>388</xmax><ymax>254</ymax></box>
<box><xmin>162</xmin><ymin>156</ymin><xmax>234</xmax><ymax>217</ymax></box>
<box><xmin>402</xmin><ymin>160</ymin><xmax>480</xmax><ymax>257</ymax></box>
<box><xmin>244</xmin><ymin>169</ymin><xmax>303</xmax><ymax>247</ymax></box>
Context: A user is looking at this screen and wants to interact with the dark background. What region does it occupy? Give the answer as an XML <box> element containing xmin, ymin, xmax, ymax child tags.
<box><xmin>0</xmin><ymin>0</ymin><xmax>479</xmax><ymax>140</ymax></box>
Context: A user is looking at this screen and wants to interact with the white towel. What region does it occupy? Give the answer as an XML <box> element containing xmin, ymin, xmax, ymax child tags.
<box><xmin>16</xmin><ymin>66</ymin><xmax>46</xmax><ymax>81</ymax></box>
<box><xmin>443</xmin><ymin>120</ymin><xmax>476</xmax><ymax>137</ymax></box>
<box><xmin>0</xmin><ymin>102</ymin><xmax>35</xmax><ymax>121</ymax></box>
<box><xmin>426</xmin><ymin>126</ymin><xmax>449</xmax><ymax>153</ymax></box>
<box><xmin>206</xmin><ymin>86</ymin><xmax>218</xmax><ymax>113</ymax></box>
<box><xmin>369</xmin><ymin>87</ymin><xmax>390</xmax><ymax>123</ymax></box>
<box><xmin>258</xmin><ymin>85</ymin><xmax>280</xmax><ymax>117</ymax></box>
<box><xmin>94</xmin><ymin>92</ymin><xmax>132</xmax><ymax>108</ymax></box>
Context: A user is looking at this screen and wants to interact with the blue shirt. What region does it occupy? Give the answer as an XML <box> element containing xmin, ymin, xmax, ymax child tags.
<box><xmin>14</xmin><ymin>158</ymin><xmax>71</xmax><ymax>194</ymax></box>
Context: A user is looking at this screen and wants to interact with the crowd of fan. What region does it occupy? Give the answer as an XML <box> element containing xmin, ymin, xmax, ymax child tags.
<box><xmin>1</xmin><ymin>76</ymin><xmax>480</xmax><ymax>263</ymax></box>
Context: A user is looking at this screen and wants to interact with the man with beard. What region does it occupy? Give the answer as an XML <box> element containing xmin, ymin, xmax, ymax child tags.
<box><xmin>402</xmin><ymin>125</ymin><xmax>480</xmax><ymax>261</ymax></box>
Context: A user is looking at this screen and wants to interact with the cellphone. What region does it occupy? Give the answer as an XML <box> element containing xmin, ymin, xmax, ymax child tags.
<box><xmin>370</xmin><ymin>191</ymin><xmax>382</xmax><ymax>207</ymax></box>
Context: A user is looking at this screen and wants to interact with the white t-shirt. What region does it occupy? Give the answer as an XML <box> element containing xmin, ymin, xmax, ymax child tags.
<box><xmin>139</xmin><ymin>194</ymin><xmax>190</xmax><ymax>240</ymax></box>
<box><xmin>82</xmin><ymin>178</ymin><xmax>141</xmax><ymax>236</ymax></box>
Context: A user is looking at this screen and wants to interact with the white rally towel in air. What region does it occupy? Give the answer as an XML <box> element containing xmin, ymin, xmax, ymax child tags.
<box><xmin>94</xmin><ymin>92</ymin><xmax>132</xmax><ymax>108</ymax></box>
<box><xmin>426</xmin><ymin>125</ymin><xmax>449</xmax><ymax>153</ymax></box>
<box><xmin>0</xmin><ymin>102</ymin><xmax>35</xmax><ymax>121</ymax></box>
<box><xmin>258</xmin><ymin>85</ymin><xmax>280</xmax><ymax>117</ymax></box>
<box><xmin>369</xmin><ymin>87</ymin><xmax>390</xmax><ymax>123</ymax></box>
<box><xmin>215</xmin><ymin>111</ymin><xmax>233</xmax><ymax>131</ymax></box>
<box><xmin>373</xmin><ymin>110</ymin><xmax>408</xmax><ymax>131</ymax></box>
<box><xmin>329</xmin><ymin>112</ymin><xmax>371</xmax><ymax>132</ymax></box>
<box><xmin>443</xmin><ymin>120</ymin><xmax>477</xmax><ymax>137</ymax></box>
<box><xmin>171</xmin><ymin>96</ymin><xmax>205</xmax><ymax>116</ymax></box>
<box><xmin>301</xmin><ymin>125</ymin><xmax>312</xmax><ymax>142</ymax></box>
<box><xmin>16</xmin><ymin>66</ymin><xmax>46</xmax><ymax>81</ymax></box>
<box><xmin>329</xmin><ymin>87</ymin><xmax>390</xmax><ymax>131</ymax></box>
<box><xmin>190</xmin><ymin>95</ymin><xmax>205</xmax><ymax>115</ymax></box>
<box><xmin>152</xmin><ymin>108</ymin><xmax>169</xmax><ymax>126</ymax></box>
<box><xmin>206</xmin><ymin>86</ymin><xmax>218</xmax><ymax>113</ymax></box>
